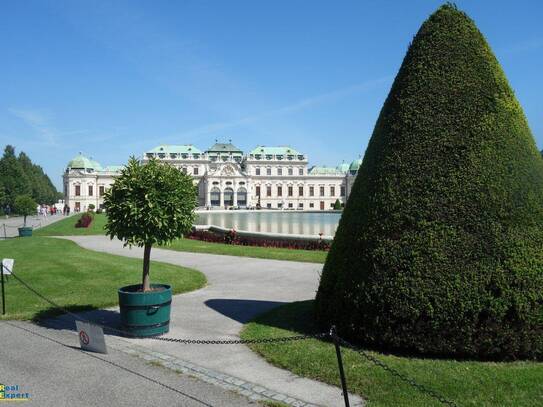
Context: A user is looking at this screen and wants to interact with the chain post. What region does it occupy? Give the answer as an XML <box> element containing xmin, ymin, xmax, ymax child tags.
<box><xmin>3</xmin><ymin>224</ymin><xmax>6</xmax><ymax>239</ymax></box>
<box><xmin>331</xmin><ymin>325</ymin><xmax>350</xmax><ymax>407</ymax></box>
<box><xmin>1</xmin><ymin>261</ymin><xmax>5</xmax><ymax>315</ymax></box>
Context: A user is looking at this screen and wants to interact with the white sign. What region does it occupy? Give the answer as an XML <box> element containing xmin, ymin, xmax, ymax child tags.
<box><xmin>75</xmin><ymin>320</ymin><xmax>108</xmax><ymax>354</ymax></box>
<box><xmin>1</xmin><ymin>259</ymin><xmax>14</xmax><ymax>275</ymax></box>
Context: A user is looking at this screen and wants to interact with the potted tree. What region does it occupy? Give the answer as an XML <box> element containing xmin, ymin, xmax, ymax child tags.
<box><xmin>14</xmin><ymin>195</ymin><xmax>37</xmax><ymax>237</ymax></box>
<box><xmin>104</xmin><ymin>157</ymin><xmax>197</xmax><ymax>337</ymax></box>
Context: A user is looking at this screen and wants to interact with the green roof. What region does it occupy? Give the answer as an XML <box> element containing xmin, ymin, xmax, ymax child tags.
<box><xmin>336</xmin><ymin>162</ymin><xmax>350</xmax><ymax>173</ymax></box>
<box><xmin>67</xmin><ymin>154</ymin><xmax>99</xmax><ymax>170</ymax></box>
<box><xmin>249</xmin><ymin>146</ymin><xmax>301</xmax><ymax>156</ymax></box>
<box><xmin>349</xmin><ymin>158</ymin><xmax>362</xmax><ymax>172</ymax></box>
<box><xmin>309</xmin><ymin>166</ymin><xmax>344</xmax><ymax>176</ymax></box>
<box><xmin>147</xmin><ymin>145</ymin><xmax>202</xmax><ymax>154</ymax></box>
<box><xmin>206</xmin><ymin>143</ymin><xmax>242</xmax><ymax>154</ymax></box>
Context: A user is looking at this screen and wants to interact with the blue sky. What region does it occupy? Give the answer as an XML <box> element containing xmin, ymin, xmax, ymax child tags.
<box><xmin>1</xmin><ymin>1</ymin><xmax>542</xmax><ymax>190</ymax></box>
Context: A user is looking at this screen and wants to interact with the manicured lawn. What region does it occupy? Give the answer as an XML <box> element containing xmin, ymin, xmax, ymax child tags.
<box><xmin>241</xmin><ymin>301</ymin><xmax>543</xmax><ymax>407</ymax></box>
<box><xmin>164</xmin><ymin>239</ymin><xmax>327</xmax><ymax>264</ymax></box>
<box><xmin>34</xmin><ymin>213</ymin><xmax>108</xmax><ymax>236</ymax></box>
<box><xmin>0</xmin><ymin>237</ymin><xmax>206</xmax><ymax>320</ymax></box>
<box><xmin>35</xmin><ymin>214</ymin><xmax>328</xmax><ymax>263</ymax></box>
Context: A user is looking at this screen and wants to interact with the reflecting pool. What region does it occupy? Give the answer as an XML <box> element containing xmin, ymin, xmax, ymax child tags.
<box><xmin>196</xmin><ymin>211</ymin><xmax>342</xmax><ymax>236</ymax></box>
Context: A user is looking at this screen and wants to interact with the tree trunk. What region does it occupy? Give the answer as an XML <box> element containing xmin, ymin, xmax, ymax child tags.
<box><xmin>24</xmin><ymin>215</ymin><xmax>27</xmax><ymax>227</ymax></box>
<box><xmin>142</xmin><ymin>243</ymin><xmax>152</xmax><ymax>292</ymax></box>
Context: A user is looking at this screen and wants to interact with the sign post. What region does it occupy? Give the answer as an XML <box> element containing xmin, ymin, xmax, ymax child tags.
<box><xmin>1</xmin><ymin>261</ymin><xmax>4</xmax><ymax>315</ymax></box>
<box><xmin>75</xmin><ymin>320</ymin><xmax>107</xmax><ymax>354</ymax></box>
<box><xmin>0</xmin><ymin>259</ymin><xmax>13</xmax><ymax>315</ymax></box>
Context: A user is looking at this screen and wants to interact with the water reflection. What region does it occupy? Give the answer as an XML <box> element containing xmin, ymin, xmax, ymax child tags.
<box><xmin>196</xmin><ymin>211</ymin><xmax>341</xmax><ymax>236</ymax></box>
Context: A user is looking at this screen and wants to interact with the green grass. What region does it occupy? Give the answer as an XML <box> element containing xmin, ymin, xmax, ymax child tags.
<box><xmin>163</xmin><ymin>239</ymin><xmax>327</xmax><ymax>264</ymax></box>
<box><xmin>35</xmin><ymin>213</ymin><xmax>328</xmax><ymax>263</ymax></box>
<box><xmin>241</xmin><ymin>301</ymin><xmax>543</xmax><ymax>407</ymax></box>
<box><xmin>0</xmin><ymin>237</ymin><xmax>206</xmax><ymax>320</ymax></box>
<box><xmin>34</xmin><ymin>213</ymin><xmax>108</xmax><ymax>236</ymax></box>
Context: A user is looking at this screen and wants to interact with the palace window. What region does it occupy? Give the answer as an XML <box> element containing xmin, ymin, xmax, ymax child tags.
<box><xmin>277</xmin><ymin>168</ymin><xmax>282</xmax><ymax>176</ymax></box>
<box><xmin>99</xmin><ymin>186</ymin><xmax>105</xmax><ymax>197</ymax></box>
<box><xmin>267</xmin><ymin>203</ymin><xmax>272</xmax><ymax>209</ymax></box>
<box><xmin>298</xmin><ymin>186</ymin><xmax>303</xmax><ymax>196</ymax></box>
<box><xmin>256</xmin><ymin>168</ymin><xmax>261</xmax><ymax>176</ymax></box>
<box><xmin>256</xmin><ymin>186</ymin><xmax>261</xmax><ymax>197</ymax></box>
<box><xmin>299</xmin><ymin>168</ymin><xmax>303</xmax><ymax>176</ymax></box>
<box><xmin>266</xmin><ymin>168</ymin><xmax>271</xmax><ymax>176</ymax></box>
<box><xmin>299</xmin><ymin>203</ymin><xmax>304</xmax><ymax>208</ymax></box>
<box><xmin>309</xmin><ymin>186</ymin><xmax>314</xmax><ymax>196</ymax></box>
<box><xmin>277</xmin><ymin>186</ymin><xmax>282</xmax><ymax>197</ymax></box>
<box><xmin>170</xmin><ymin>153</ymin><xmax>177</xmax><ymax>159</ymax></box>
<box><xmin>330</xmin><ymin>186</ymin><xmax>335</xmax><ymax>196</ymax></box>
<box><xmin>309</xmin><ymin>202</ymin><xmax>314</xmax><ymax>208</ymax></box>
<box><xmin>320</xmin><ymin>186</ymin><xmax>325</xmax><ymax>197</ymax></box>
<box><xmin>88</xmin><ymin>185</ymin><xmax>93</xmax><ymax>196</ymax></box>
<box><xmin>267</xmin><ymin>186</ymin><xmax>272</xmax><ymax>197</ymax></box>
<box><xmin>181</xmin><ymin>167</ymin><xmax>187</xmax><ymax>174</ymax></box>
<box><xmin>288</xmin><ymin>203</ymin><xmax>293</xmax><ymax>208</ymax></box>
<box><xmin>75</xmin><ymin>185</ymin><xmax>81</xmax><ymax>196</ymax></box>
<box><xmin>341</xmin><ymin>186</ymin><xmax>346</xmax><ymax>196</ymax></box>
<box><xmin>288</xmin><ymin>168</ymin><xmax>293</xmax><ymax>176</ymax></box>
<box><xmin>288</xmin><ymin>186</ymin><xmax>293</xmax><ymax>197</ymax></box>
<box><xmin>193</xmin><ymin>167</ymin><xmax>199</xmax><ymax>175</ymax></box>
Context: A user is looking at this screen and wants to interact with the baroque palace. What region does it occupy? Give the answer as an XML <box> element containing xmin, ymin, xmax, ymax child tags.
<box><xmin>63</xmin><ymin>142</ymin><xmax>362</xmax><ymax>212</ymax></box>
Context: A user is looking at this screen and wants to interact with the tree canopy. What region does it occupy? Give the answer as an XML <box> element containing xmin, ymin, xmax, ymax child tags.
<box><xmin>316</xmin><ymin>4</ymin><xmax>543</xmax><ymax>360</ymax></box>
<box><xmin>0</xmin><ymin>145</ymin><xmax>60</xmax><ymax>209</ymax></box>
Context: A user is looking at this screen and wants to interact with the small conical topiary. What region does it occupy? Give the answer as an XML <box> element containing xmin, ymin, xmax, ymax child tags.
<box><xmin>316</xmin><ymin>4</ymin><xmax>543</xmax><ymax>360</ymax></box>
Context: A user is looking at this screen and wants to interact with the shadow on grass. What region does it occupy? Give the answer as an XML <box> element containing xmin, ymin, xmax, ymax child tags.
<box><xmin>33</xmin><ymin>305</ymin><xmax>123</xmax><ymax>336</ymax></box>
<box><xmin>204</xmin><ymin>299</ymin><xmax>287</xmax><ymax>323</ymax></box>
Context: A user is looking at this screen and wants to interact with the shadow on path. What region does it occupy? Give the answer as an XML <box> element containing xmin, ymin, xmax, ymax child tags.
<box><xmin>204</xmin><ymin>299</ymin><xmax>287</xmax><ymax>324</ymax></box>
<box><xmin>33</xmin><ymin>305</ymin><xmax>124</xmax><ymax>336</ymax></box>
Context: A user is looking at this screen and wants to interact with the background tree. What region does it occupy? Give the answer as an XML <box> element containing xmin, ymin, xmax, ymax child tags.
<box><xmin>14</xmin><ymin>195</ymin><xmax>37</xmax><ymax>227</ymax></box>
<box><xmin>333</xmin><ymin>199</ymin><xmax>342</xmax><ymax>210</ymax></box>
<box><xmin>316</xmin><ymin>4</ymin><xmax>543</xmax><ymax>360</ymax></box>
<box><xmin>104</xmin><ymin>157</ymin><xmax>197</xmax><ymax>291</ymax></box>
<box><xmin>0</xmin><ymin>145</ymin><xmax>59</xmax><ymax>206</ymax></box>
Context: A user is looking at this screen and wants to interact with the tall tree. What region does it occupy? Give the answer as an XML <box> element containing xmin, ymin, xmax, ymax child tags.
<box><xmin>0</xmin><ymin>145</ymin><xmax>31</xmax><ymax>206</ymax></box>
<box><xmin>316</xmin><ymin>4</ymin><xmax>543</xmax><ymax>360</ymax></box>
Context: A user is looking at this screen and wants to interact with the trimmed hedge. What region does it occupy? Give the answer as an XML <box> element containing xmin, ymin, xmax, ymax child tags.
<box><xmin>316</xmin><ymin>4</ymin><xmax>543</xmax><ymax>360</ymax></box>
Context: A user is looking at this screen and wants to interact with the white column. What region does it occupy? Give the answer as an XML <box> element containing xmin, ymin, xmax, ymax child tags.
<box><xmin>219</xmin><ymin>189</ymin><xmax>224</xmax><ymax>208</ymax></box>
<box><xmin>233</xmin><ymin>190</ymin><xmax>238</xmax><ymax>207</ymax></box>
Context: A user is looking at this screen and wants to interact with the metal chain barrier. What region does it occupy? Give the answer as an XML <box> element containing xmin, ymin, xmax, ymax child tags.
<box><xmin>8</xmin><ymin>270</ymin><xmax>327</xmax><ymax>344</ymax></box>
<box><xmin>7</xmin><ymin>269</ymin><xmax>458</xmax><ymax>406</ymax></box>
<box><xmin>337</xmin><ymin>337</ymin><xmax>458</xmax><ymax>406</ymax></box>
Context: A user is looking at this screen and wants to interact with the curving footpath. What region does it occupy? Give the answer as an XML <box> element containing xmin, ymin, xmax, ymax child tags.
<box><xmin>53</xmin><ymin>235</ymin><xmax>364</xmax><ymax>407</ymax></box>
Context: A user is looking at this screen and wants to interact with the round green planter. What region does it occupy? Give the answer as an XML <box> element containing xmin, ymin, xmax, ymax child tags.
<box><xmin>118</xmin><ymin>284</ymin><xmax>172</xmax><ymax>337</ymax></box>
<box><xmin>18</xmin><ymin>227</ymin><xmax>33</xmax><ymax>237</ymax></box>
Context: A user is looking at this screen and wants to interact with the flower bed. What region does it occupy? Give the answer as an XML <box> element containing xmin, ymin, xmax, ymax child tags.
<box><xmin>75</xmin><ymin>212</ymin><xmax>94</xmax><ymax>228</ymax></box>
<box><xmin>187</xmin><ymin>229</ymin><xmax>330</xmax><ymax>251</ymax></box>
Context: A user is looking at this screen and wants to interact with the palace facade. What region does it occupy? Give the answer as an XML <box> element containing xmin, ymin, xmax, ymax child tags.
<box><xmin>63</xmin><ymin>142</ymin><xmax>362</xmax><ymax>212</ymax></box>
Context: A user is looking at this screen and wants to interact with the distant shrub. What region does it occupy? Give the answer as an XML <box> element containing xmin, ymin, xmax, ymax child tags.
<box><xmin>88</xmin><ymin>204</ymin><xmax>95</xmax><ymax>211</ymax></box>
<box><xmin>75</xmin><ymin>213</ymin><xmax>94</xmax><ymax>228</ymax></box>
<box><xmin>96</xmin><ymin>208</ymin><xmax>103</xmax><ymax>214</ymax></box>
<box><xmin>187</xmin><ymin>230</ymin><xmax>330</xmax><ymax>251</ymax></box>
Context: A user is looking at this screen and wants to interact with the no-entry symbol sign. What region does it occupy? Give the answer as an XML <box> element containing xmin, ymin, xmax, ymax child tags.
<box><xmin>75</xmin><ymin>321</ymin><xmax>107</xmax><ymax>354</ymax></box>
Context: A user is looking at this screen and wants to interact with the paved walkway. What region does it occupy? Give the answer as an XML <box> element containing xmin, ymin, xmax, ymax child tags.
<box><xmin>0</xmin><ymin>213</ymin><xmax>69</xmax><ymax>238</ymax></box>
<box><xmin>48</xmin><ymin>235</ymin><xmax>363</xmax><ymax>407</ymax></box>
<box><xmin>0</xmin><ymin>320</ymin><xmax>256</xmax><ymax>406</ymax></box>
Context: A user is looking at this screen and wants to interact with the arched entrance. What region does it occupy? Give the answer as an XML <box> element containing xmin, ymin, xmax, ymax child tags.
<box><xmin>210</xmin><ymin>187</ymin><xmax>220</xmax><ymax>206</ymax></box>
<box><xmin>223</xmin><ymin>187</ymin><xmax>234</xmax><ymax>207</ymax></box>
<box><xmin>237</xmin><ymin>187</ymin><xmax>247</xmax><ymax>207</ymax></box>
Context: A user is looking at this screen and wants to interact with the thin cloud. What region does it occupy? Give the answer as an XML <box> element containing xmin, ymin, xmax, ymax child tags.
<box><xmin>173</xmin><ymin>76</ymin><xmax>392</xmax><ymax>140</ymax></box>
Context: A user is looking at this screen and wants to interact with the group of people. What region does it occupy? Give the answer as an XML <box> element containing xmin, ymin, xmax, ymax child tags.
<box><xmin>36</xmin><ymin>204</ymin><xmax>68</xmax><ymax>217</ymax></box>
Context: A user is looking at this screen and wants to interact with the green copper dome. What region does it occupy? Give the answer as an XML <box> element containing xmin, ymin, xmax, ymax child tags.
<box><xmin>67</xmin><ymin>154</ymin><xmax>98</xmax><ymax>170</ymax></box>
<box><xmin>336</xmin><ymin>162</ymin><xmax>350</xmax><ymax>173</ymax></box>
<box><xmin>349</xmin><ymin>158</ymin><xmax>362</xmax><ymax>173</ymax></box>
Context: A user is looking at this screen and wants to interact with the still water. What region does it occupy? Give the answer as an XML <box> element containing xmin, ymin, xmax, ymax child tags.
<box><xmin>196</xmin><ymin>211</ymin><xmax>342</xmax><ymax>236</ymax></box>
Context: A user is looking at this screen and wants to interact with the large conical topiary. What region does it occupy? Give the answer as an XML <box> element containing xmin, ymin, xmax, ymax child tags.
<box><xmin>316</xmin><ymin>4</ymin><xmax>543</xmax><ymax>360</ymax></box>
